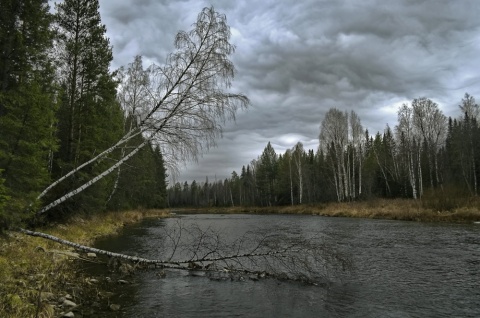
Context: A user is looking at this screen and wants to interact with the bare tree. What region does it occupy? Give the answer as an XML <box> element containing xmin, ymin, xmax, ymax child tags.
<box><xmin>36</xmin><ymin>7</ymin><xmax>249</xmax><ymax>215</ymax></box>
<box><xmin>412</xmin><ymin>97</ymin><xmax>447</xmax><ymax>189</ymax></box>
<box><xmin>459</xmin><ymin>93</ymin><xmax>480</xmax><ymax>121</ymax></box>
<box><xmin>20</xmin><ymin>219</ymin><xmax>351</xmax><ymax>284</ymax></box>
<box><xmin>395</xmin><ymin>104</ymin><xmax>419</xmax><ymax>199</ymax></box>
<box><xmin>284</xmin><ymin>149</ymin><xmax>294</xmax><ymax>205</ymax></box>
<box><xmin>319</xmin><ymin>109</ymin><xmax>348</xmax><ymax>201</ymax></box>
<box><xmin>106</xmin><ymin>55</ymin><xmax>152</xmax><ymax>204</ymax></box>
<box><xmin>116</xmin><ymin>55</ymin><xmax>152</xmax><ymax>126</ymax></box>
<box><xmin>349</xmin><ymin>111</ymin><xmax>364</xmax><ymax>198</ymax></box>
<box><xmin>292</xmin><ymin>142</ymin><xmax>304</xmax><ymax>204</ymax></box>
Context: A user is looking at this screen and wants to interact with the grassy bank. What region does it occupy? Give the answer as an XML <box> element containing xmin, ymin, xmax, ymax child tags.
<box><xmin>1</xmin><ymin>199</ymin><xmax>479</xmax><ymax>316</ymax></box>
<box><xmin>0</xmin><ymin>209</ymin><xmax>169</xmax><ymax>318</ymax></box>
<box><xmin>174</xmin><ymin>198</ymin><xmax>480</xmax><ymax>223</ymax></box>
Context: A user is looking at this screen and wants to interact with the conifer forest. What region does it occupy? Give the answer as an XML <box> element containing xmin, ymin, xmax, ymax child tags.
<box><xmin>1</xmin><ymin>0</ymin><xmax>479</xmax><ymax>232</ymax></box>
<box><xmin>0</xmin><ymin>0</ymin><xmax>171</xmax><ymax>229</ymax></box>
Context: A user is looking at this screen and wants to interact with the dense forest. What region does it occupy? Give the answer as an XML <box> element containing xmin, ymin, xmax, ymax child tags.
<box><xmin>0</xmin><ymin>0</ymin><xmax>168</xmax><ymax>230</ymax></box>
<box><xmin>2</xmin><ymin>1</ymin><xmax>478</xmax><ymax>231</ymax></box>
<box><xmin>167</xmin><ymin>94</ymin><xmax>480</xmax><ymax>208</ymax></box>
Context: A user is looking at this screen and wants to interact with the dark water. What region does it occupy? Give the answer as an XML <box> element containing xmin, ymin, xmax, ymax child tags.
<box><xmin>89</xmin><ymin>214</ymin><xmax>480</xmax><ymax>317</ymax></box>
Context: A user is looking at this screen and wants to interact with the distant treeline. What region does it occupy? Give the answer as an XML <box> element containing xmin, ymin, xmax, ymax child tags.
<box><xmin>0</xmin><ymin>0</ymin><xmax>167</xmax><ymax>230</ymax></box>
<box><xmin>168</xmin><ymin>94</ymin><xmax>480</xmax><ymax>209</ymax></box>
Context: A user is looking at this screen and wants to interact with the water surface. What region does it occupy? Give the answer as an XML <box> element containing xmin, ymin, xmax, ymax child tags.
<box><xmin>90</xmin><ymin>214</ymin><xmax>480</xmax><ymax>317</ymax></box>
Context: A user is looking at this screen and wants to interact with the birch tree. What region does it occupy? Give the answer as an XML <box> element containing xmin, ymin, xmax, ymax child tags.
<box><xmin>292</xmin><ymin>142</ymin><xmax>304</xmax><ymax>204</ymax></box>
<box><xmin>349</xmin><ymin>111</ymin><xmax>364</xmax><ymax>198</ymax></box>
<box><xmin>319</xmin><ymin>108</ymin><xmax>348</xmax><ymax>201</ymax></box>
<box><xmin>395</xmin><ymin>104</ymin><xmax>419</xmax><ymax>199</ymax></box>
<box><xmin>412</xmin><ymin>97</ymin><xmax>447</xmax><ymax>189</ymax></box>
<box><xmin>459</xmin><ymin>93</ymin><xmax>480</xmax><ymax>121</ymax></box>
<box><xmin>37</xmin><ymin>7</ymin><xmax>249</xmax><ymax>215</ymax></box>
<box><xmin>106</xmin><ymin>55</ymin><xmax>152</xmax><ymax>204</ymax></box>
<box><xmin>20</xmin><ymin>219</ymin><xmax>351</xmax><ymax>284</ymax></box>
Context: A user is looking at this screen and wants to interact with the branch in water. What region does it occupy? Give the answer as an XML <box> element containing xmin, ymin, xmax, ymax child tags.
<box><xmin>18</xmin><ymin>223</ymin><xmax>351</xmax><ymax>284</ymax></box>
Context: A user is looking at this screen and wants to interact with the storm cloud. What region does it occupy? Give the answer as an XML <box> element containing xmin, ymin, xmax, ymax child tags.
<box><xmin>58</xmin><ymin>0</ymin><xmax>480</xmax><ymax>182</ymax></box>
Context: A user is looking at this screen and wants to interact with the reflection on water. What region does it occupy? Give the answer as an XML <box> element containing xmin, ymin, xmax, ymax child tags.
<box><xmin>89</xmin><ymin>214</ymin><xmax>480</xmax><ymax>317</ymax></box>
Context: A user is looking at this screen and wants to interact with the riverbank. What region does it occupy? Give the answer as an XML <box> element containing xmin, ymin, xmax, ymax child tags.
<box><xmin>0</xmin><ymin>209</ymin><xmax>169</xmax><ymax>318</ymax></box>
<box><xmin>173</xmin><ymin>198</ymin><xmax>480</xmax><ymax>223</ymax></box>
<box><xmin>1</xmin><ymin>199</ymin><xmax>479</xmax><ymax>316</ymax></box>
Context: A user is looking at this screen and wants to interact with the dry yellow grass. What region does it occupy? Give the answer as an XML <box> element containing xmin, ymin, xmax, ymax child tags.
<box><xmin>173</xmin><ymin>198</ymin><xmax>480</xmax><ymax>223</ymax></box>
<box><xmin>0</xmin><ymin>209</ymin><xmax>170</xmax><ymax>317</ymax></box>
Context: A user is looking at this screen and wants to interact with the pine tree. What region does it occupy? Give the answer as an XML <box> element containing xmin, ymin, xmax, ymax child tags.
<box><xmin>51</xmin><ymin>0</ymin><xmax>124</xmax><ymax>216</ymax></box>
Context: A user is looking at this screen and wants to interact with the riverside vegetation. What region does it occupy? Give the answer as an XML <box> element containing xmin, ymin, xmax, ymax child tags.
<box><xmin>180</xmin><ymin>198</ymin><xmax>480</xmax><ymax>223</ymax></box>
<box><xmin>1</xmin><ymin>199</ymin><xmax>479</xmax><ymax>317</ymax></box>
<box><xmin>0</xmin><ymin>210</ymin><xmax>169</xmax><ymax>317</ymax></box>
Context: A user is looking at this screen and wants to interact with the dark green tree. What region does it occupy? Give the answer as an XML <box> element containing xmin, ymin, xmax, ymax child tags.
<box><xmin>152</xmin><ymin>146</ymin><xmax>168</xmax><ymax>208</ymax></box>
<box><xmin>51</xmin><ymin>0</ymin><xmax>124</xmax><ymax>216</ymax></box>
<box><xmin>275</xmin><ymin>152</ymin><xmax>294</xmax><ymax>205</ymax></box>
<box><xmin>107</xmin><ymin>141</ymin><xmax>167</xmax><ymax>210</ymax></box>
<box><xmin>0</xmin><ymin>0</ymin><xmax>57</xmax><ymax>228</ymax></box>
<box><xmin>240</xmin><ymin>165</ymin><xmax>254</xmax><ymax>205</ymax></box>
<box><xmin>0</xmin><ymin>170</ymin><xmax>10</xmax><ymax>227</ymax></box>
<box><xmin>256</xmin><ymin>142</ymin><xmax>278</xmax><ymax>206</ymax></box>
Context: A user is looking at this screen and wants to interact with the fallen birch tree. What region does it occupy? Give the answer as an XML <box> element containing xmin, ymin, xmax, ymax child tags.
<box><xmin>18</xmin><ymin>7</ymin><xmax>350</xmax><ymax>284</ymax></box>
<box><xmin>35</xmin><ymin>6</ymin><xmax>249</xmax><ymax>216</ymax></box>
<box><xmin>19</xmin><ymin>220</ymin><xmax>351</xmax><ymax>284</ymax></box>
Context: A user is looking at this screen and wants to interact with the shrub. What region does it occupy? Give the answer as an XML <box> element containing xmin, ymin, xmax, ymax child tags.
<box><xmin>421</xmin><ymin>186</ymin><xmax>471</xmax><ymax>212</ymax></box>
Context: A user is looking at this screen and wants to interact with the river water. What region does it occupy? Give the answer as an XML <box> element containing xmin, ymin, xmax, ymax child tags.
<box><xmin>89</xmin><ymin>214</ymin><xmax>480</xmax><ymax>317</ymax></box>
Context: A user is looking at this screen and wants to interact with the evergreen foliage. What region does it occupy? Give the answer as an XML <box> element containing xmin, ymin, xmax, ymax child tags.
<box><xmin>0</xmin><ymin>170</ymin><xmax>10</xmax><ymax>228</ymax></box>
<box><xmin>0</xmin><ymin>0</ymin><xmax>168</xmax><ymax>230</ymax></box>
<box><xmin>49</xmin><ymin>0</ymin><xmax>124</xmax><ymax>217</ymax></box>
<box><xmin>0</xmin><ymin>0</ymin><xmax>57</xmax><ymax>228</ymax></box>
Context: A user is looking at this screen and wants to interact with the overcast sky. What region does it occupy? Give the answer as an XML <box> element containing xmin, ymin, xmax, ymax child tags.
<box><xmin>53</xmin><ymin>0</ymin><xmax>480</xmax><ymax>184</ymax></box>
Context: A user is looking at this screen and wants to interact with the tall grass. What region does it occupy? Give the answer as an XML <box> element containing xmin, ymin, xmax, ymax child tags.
<box><xmin>175</xmin><ymin>198</ymin><xmax>480</xmax><ymax>223</ymax></box>
<box><xmin>0</xmin><ymin>209</ymin><xmax>169</xmax><ymax>317</ymax></box>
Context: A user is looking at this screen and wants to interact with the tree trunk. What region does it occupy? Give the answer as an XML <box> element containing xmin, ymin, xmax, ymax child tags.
<box><xmin>409</xmin><ymin>150</ymin><xmax>417</xmax><ymax>199</ymax></box>
<box><xmin>289</xmin><ymin>157</ymin><xmax>294</xmax><ymax>205</ymax></box>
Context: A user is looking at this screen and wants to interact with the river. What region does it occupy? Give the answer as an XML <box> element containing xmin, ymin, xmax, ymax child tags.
<box><xmin>87</xmin><ymin>214</ymin><xmax>480</xmax><ymax>317</ymax></box>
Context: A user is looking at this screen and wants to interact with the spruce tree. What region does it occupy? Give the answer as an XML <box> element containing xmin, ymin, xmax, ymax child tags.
<box><xmin>256</xmin><ymin>142</ymin><xmax>278</xmax><ymax>206</ymax></box>
<box><xmin>153</xmin><ymin>146</ymin><xmax>168</xmax><ymax>208</ymax></box>
<box><xmin>0</xmin><ymin>0</ymin><xmax>57</xmax><ymax>228</ymax></box>
<box><xmin>0</xmin><ymin>170</ymin><xmax>10</xmax><ymax>228</ymax></box>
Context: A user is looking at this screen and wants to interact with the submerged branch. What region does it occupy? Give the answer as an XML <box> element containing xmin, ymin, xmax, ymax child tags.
<box><xmin>18</xmin><ymin>221</ymin><xmax>351</xmax><ymax>284</ymax></box>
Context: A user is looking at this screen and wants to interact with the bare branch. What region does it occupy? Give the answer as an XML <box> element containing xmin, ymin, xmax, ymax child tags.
<box><xmin>37</xmin><ymin>7</ymin><xmax>249</xmax><ymax>214</ymax></box>
<box><xmin>19</xmin><ymin>221</ymin><xmax>351</xmax><ymax>284</ymax></box>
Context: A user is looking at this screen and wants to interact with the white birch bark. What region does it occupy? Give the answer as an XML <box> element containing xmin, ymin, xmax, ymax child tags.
<box><xmin>36</xmin><ymin>7</ymin><xmax>249</xmax><ymax>214</ymax></box>
<box><xmin>319</xmin><ymin>108</ymin><xmax>348</xmax><ymax>202</ymax></box>
<box><xmin>292</xmin><ymin>143</ymin><xmax>304</xmax><ymax>204</ymax></box>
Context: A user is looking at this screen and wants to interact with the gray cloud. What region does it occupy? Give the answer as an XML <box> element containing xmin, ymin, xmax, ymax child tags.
<box><xmin>53</xmin><ymin>0</ymin><xmax>480</xmax><ymax>183</ymax></box>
